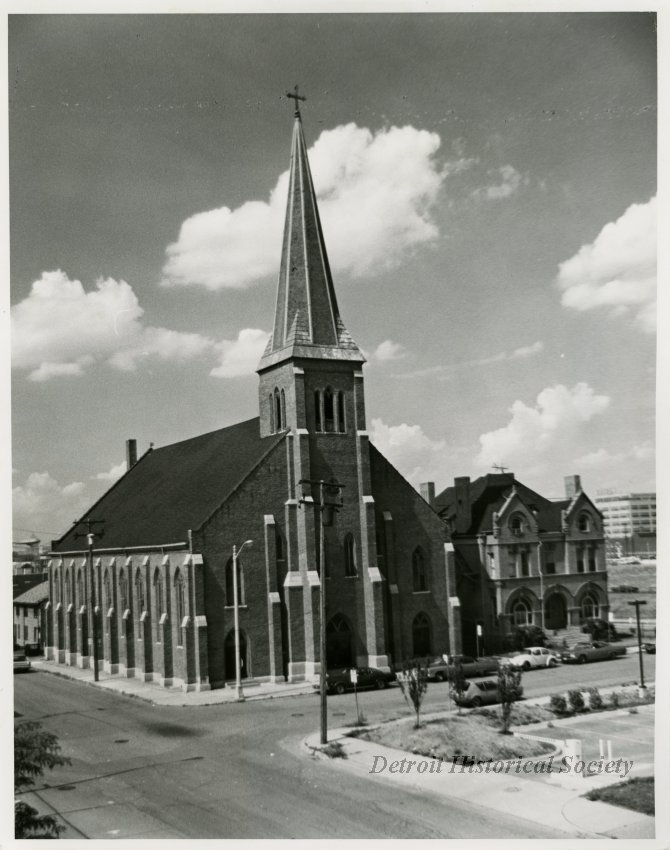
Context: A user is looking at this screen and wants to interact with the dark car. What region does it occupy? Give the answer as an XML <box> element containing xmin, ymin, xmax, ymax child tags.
<box><xmin>581</xmin><ymin>618</ymin><xmax>620</xmax><ymax>642</ymax></box>
<box><xmin>643</xmin><ymin>642</ymin><xmax>656</xmax><ymax>655</ymax></box>
<box><xmin>451</xmin><ymin>678</ymin><xmax>523</xmax><ymax>708</ymax></box>
<box><xmin>426</xmin><ymin>654</ymin><xmax>499</xmax><ymax>682</ymax></box>
<box><xmin>319</xmin><ymin>666</ymin><xmax>396</xmax><ymax>695</ymax></box>
<box><xmin>13</xmin><ymin>651</ymin><xmax>31</xmax><ymax>673</ymax></box>
<box><xmin>560</xmin><ymin>641</ymin><xmax>626</xmax><ymax>664</ymax></box>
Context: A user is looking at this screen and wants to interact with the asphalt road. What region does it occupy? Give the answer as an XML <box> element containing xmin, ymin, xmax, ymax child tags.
<box><xmin>14</xmin><ymin>652</ymin><xmax>654</xmax><ymax>840</ymax></box>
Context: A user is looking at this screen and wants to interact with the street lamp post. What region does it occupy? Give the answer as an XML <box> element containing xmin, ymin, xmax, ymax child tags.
<box><xmin>298</xmin><ymin>478</ymin><xmax>344</xmax><ymax>745</ymax></box>
<box><xmin>628</xmin><ymin>599</ymin><xmax>647</xmax><ymax>695</ymax></box>
<box><xmin>73</xmin><ymin>518</ymin><xmax>104</xmax><ymax>682</ymax></box>
<box><xmin>232</xmin><ymin>540</ymin><xmax>253</xmax><ymax>701</ymax></box>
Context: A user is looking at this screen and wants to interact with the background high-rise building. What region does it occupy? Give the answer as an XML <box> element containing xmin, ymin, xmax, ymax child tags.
<box><xmin>595</xmin><ymin>491</ymin><xmax>656</xmax><ymax>560</ymax></box>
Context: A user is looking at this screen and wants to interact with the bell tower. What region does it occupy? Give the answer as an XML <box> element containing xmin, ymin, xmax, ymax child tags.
<box><xmin>257</xmin><ymin>89</ymin><xmax>388</xmax><ymax>679</ymax></box>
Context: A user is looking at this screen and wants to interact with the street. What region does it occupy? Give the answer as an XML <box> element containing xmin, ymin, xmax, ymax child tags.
<box><xmin>14</xmin><ymin>652</ymin><xmax>654</xmax><ymax>840</ymax></box>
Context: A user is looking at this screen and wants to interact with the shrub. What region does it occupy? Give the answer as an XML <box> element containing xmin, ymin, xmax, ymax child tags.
<box><xmin>609</xmin><ymin>691</ymin><xmax>620</xmax><ymax>709</ymax></box>
<box><xmin>397</xmin><ymin>661</ymin><xmax>429</xmax><ymax>728</ymax></box>
<box><xmin>321</xmin><ymin>741</ymin><xmax>347</xmax><ymax>759</ymax></box>
<box><xmin>549</xmin><ymin>694</ymin><xmax>568</xmax><ymax>715</ymax></box>
<box><xmin>588</xmin><ymin>687</ymin><xmax>604</xmax><ymax>711</ymax></box>
<box><xmin>568</xmin><ymin>689</ymin><xmax>585</xmax><ymax>713</ymax></box>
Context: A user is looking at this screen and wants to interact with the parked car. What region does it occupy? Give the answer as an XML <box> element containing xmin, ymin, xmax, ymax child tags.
<box><xmin>451</xmin><ymin>678</ymin><xmax>523</xmax><ymax>708</ymax></box>
<box><xmin>319</xmin><ymin>666</ymin><xmax>396</xmax><ymax>695</ymax></box>
<box><xmin>560</xmin><ymin>641</ymin><xmax>626</xmax><ymax>664</ymax></box>
<box><xmin>643</xmin><ymin>642</ymin><xmax>656</xmax><ymax>655</ymax></box>
<box><xmin>503</xmin><ymin>646</ymin><xmax>560</xmax><ymax>670</ymax></box>
<box><xmin>13</xmin><ymin>651</ymin><xmax>31</xmax><ymax>673</ymax></box>
<box><xmin>426</xmin><ymin>654</ymin><xmax>499</xmax><ymax>682</ymax></box>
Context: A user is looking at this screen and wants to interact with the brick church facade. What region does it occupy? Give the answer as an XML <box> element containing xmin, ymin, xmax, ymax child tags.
<box><xmin>45</xmin><ymin>103</ymin><xmax>460</xmax><ymax>691</ymax></box>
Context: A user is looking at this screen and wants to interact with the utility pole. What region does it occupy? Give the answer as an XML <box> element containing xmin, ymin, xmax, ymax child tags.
<box><xmin>628</xmin><ymin>599</ymin><xmax>647</xmax><ymax>694</ymax></box>
<box><xmin>74</xmin><ymin>518</ymin><xmax>105</xmax><ymax>681</ymax></box>
<box><xmin>298</xmin><ymin>478</ymin><xmax>344</xmax><ymax>745</ymax></box>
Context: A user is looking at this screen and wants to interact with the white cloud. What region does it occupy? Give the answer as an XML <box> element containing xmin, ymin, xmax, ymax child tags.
<box><xmin>11</xmin><ymin>270</ymin><xmax>214</xmax><ymax>380</ymax></box>
<box><xmin>395</xmin><ymin>341</ymin><xmax>543</xmax><ymax>379</ymax></box>
<box><xmin>475</xmin><ymin>383</ymin><xmax>611</xmax><ymax>473</ymax></box>
<box><xmin>161</xmin><ymin>123</ymin><xmax>446</xmax><ymax>290</ymax></box>
<box><xmin>12</xmin><ymin>471</ymin><xmax>89</xmax><ymax>538</ymax></box>
<box><xmin>92</xmin><ymin>461</ymin><xmax>127</xmax><ymax>482</ymax></box>
<box><xmin>574</xmin><ymin>440</ymin><xmax>655</xmax><ymax>470</ymax></box>
<box><xmin>556</xmin><ymin>196</ymin><xmax>656</xmax><ymax>333</ymax></box>
<box><xmin>368</xmin><ymin>340</ymin><xmax>407</xmax><ymax>363</ymax></box>
<box><xmin>369</xmin><ymin>418</ymin><xmax>451</xmax><ymax>487</ymax></box>
<box><xmin>472</xmin><ymin>164</ymin><xmax>529</xmax><ymax>200</ymax></box>
<box><xmin>210</xmin><ymin>328</ymin><xmax>270</xmax><ymax>378</ymax></box>
<box><xmin>510</xmin><ymin>341</ymin><xmax>544</xmax><ymax>359</ymax></box>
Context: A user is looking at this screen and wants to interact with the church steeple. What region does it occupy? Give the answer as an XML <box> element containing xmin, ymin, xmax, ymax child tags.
<box><xmin>257</xmin><ymin>89</ymin><xmax>364</xmax><ymax>372</ymax></box>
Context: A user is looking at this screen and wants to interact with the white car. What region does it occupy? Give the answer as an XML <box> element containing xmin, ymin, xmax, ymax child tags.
<box><xmin>505</xmin><ymin>646</ymin><xmax>560</xmax><ymax>670</ymax></box>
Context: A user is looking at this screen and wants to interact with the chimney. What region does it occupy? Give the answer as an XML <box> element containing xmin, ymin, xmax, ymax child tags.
<box><xmin>420</xmin><ymin>482</ymin><xmax>436</xmax><ymax>507</ymax></box>
<box><xmin>454</xmin><ymin>476</ymin><xmax>471</xmax><ymax>532</ymax></box>
<box><xmin>126</xmin><ymin>438</ymin><xmax>138</xmax><ymax>470</ymax></box>
<box><xmin>564</xmin><ymin>474</ymin><xmax>582</xmax><ymax>499</ymax></box>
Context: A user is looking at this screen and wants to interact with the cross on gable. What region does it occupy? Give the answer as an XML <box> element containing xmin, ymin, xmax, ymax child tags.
<box><xmin>286</xmin><ymin>84</ymin><xmax>306</xmax><ymax>116</ymax></box>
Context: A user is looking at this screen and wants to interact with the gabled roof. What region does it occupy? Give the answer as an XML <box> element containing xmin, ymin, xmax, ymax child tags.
<box><xmin>14</xmin><ymin>580</ymin><xmax>49</xmax><ymax>605</ymax></box>
<box><xmin>258</xmin><ymin>109</ymin><xmax>363</xmax><ymax>372</ymax></box>
<box><xmin>435</xmin><ymin>474</ymin><xmax>566</xmax><ymax>534</ymax></box>
<box><xmin>52</xmin><ymin>418</ymin><xmax>285</xmax><ymax>552</ymax></box>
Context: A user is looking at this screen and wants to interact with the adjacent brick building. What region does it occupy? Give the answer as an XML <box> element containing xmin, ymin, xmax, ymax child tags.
<box><xmin>431</xmin><ymin>472</ymin><xmax>609</xmax><ymax>654</ymax></box>
<box><xmin>45</xmin><ymin>104</ymin><xmax>459</xmax><ymax>691</ymax></box>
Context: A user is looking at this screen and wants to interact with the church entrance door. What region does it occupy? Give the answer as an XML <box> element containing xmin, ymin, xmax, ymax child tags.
<box><xmin>224</xmin><ymin>629</ymin><xmax>249</xmax><ymax>680</ymax></box>
<box><xmin>326</xmin><ymin>614</ymin><xmax>353</xmax><ymax>669</ymax></box>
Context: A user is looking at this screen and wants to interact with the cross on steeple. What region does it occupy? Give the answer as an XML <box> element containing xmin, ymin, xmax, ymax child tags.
<box><xmin>286</xmin><ymin>84</ymin><xmax>306</xmax><ymax>117</ymax></box>
<box><xmin>492</xmin><ymin>464</ymin><xmax>509</xmax><ymax>473</ymax></box>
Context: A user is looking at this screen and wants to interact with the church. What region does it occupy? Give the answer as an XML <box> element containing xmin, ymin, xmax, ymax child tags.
<box><xmin>45</xmin><ymin>99</ymin><xmax>460</xmax><ymax>691</ymax></box>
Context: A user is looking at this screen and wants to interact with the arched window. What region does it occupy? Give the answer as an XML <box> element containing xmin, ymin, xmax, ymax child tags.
<box><xmin>135</xmin><ymin>570</ymin><xmax>145</xmax><ymax>617</ymax></box>
<box><xmin>269</xmin><ymin>394</ymin><xmax>275</xmax><ymax>433</ymax></box>
<box><xmin>153</xmin><ymin>569</ymin><xmax>163</xmax><ymax>641</ymax></box>
<box><xmin>281</xmin><ymin>389</ymin><xmax>286</xmax><ymax>429</ymax></box>
<box><xmin>512</xmin><ymin>598</ymin><xmax>532</xmax><ymax>626</ymax></box>
<box><xmin>324</xmin><ymin>387</ymin><xmax>335</xmax><ymax>432</ymax></box>
<box><xmin>274</xmin><ymin>388</ymin><xmax>282</xmax><ymax>431</ymax></box>
<box><xmin>581</xmin><ymin>593</ymin><xmax>599</xmax><ymax>620</ymax></box>
<box><xmin>314</xmin><ymin>390</ymin><xmax>322</xmax><ymax>431</ymax></box>
<box><xmin>64</xmin><ymin>568</ymin><xmax>71</xmax><ymax>606</ymax></box>
<box><xmin>412</xmin><ymin>548</ymin><xmax>427</xmax><ymax>592</ymax></box>
<box><xmin>103</xmin><ymin>570</ymin><xmax>111</xmax><ymax>610</ymax></box>
<box><xmin>577</xmin><ymin>512</ymin><xmax>591</xmax><ymax>533</ymax></box>
<box><xmin>225</xmin><ymin>557</ymin><xmax>244</xmax><ymax>606</ymax></box>
<box><xmin>344</xmin><ymin>534</ymin><xmax>357</xmax><ymax>577</ymax></box>
<box><xmin>119</xmin><ymin>569</ymin><xmax>128</xmax><ymax>613</ymax></box>
<box><xmin>53</xmin><ymin>569</ymin><xmax>60</xmax><ymax>605</ymax></box>
<box><xmin>77</xmin><ymin>570</ymin><xmax>84</xmax><ymax>609</ymax></box>
<box><xmin>588</xmin><ymin>547</ymin><xmax>597</xmax><ymax>572</ymax></box>
<box><xmin>337</xmin><ymin>392</ymin><xmax>345</xmax><ymax>433</ymax></box>
<box><xmin>276</xmin><ymin>532</ymin><xmax>284</xmax><ymax>561</ymax></box>
<box><xmin>174</xmin><ymin>569</ymin><xmax>186</xmax><ymax>646</ymax></box>
<box><xmin>412</xmin><ymin>612</ymin><xmax>431</xmax><ymax>658</ymax></box>
<box><xmin>510</xmin><ymin>513</ymin><xmax>525</xmax><ymax>536</ymax></box>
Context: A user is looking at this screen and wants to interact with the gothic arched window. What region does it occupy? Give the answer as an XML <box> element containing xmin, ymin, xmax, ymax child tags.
<box><xmin>337</xmin><ymin>392</ymin><xmax>346</xmax><ymax>433</ymax></box>
<box><xmin>314</xmin><ymin>390</ymin><xmax>322</xmax><ymax>431</ymax></box>
<box><xmin>274</xmin><ymin>388</ymin><xmax>282</xmax><ymax>431</ymax></box>
<box><xmin>578</xmin><ymin>512</ymin><xmax>591</xmax><ymax>533</ymax></box>
<box><xmin>324</xmin><ymin>387</ymin><xmax>335</xmax><ymax>432</ymax></box>
<box><xmin>153</xmin><ymin>569</ymin><xmax>163</xmax><ymax>641</ymax></box>
<box><xmin>135</xmin><ymin>570</ymin><xmax>145</xmax><ymax>618</ymax></box>
<box><xmin>225</xmin><ymin>557</ymin><xmax>244</xmax><ymax>606</ymax></box>
<box><xmin>344</xmin><ymin>534</ymin><xmax>357</xmax><ymax>577</ymax></box>
<box><xmin>119</xmin><ymin>569</ymin><xmax>128</xmax><ymax>613</ymax></box>
<box><xmin>174</xmin><ymin>569</ymin><xmax>186</xmax><ymax>646</ymax></box>
<box><xmin>412</xmin><ymin>548</ymin><xmax>428</xmax><ymax>592</ymax></box>
<box><xmin>512</xmin><ymin>598</ymin><xmax>532</xmax><ymax>626</ymax></box>
<box><xmin>77</xmin><ymin>570</ymin><xmax>84</xmax><ymax>609</ymax></box>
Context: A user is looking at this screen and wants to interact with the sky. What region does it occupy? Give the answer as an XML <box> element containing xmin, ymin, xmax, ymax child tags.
<box><xmin>7</xmin><ymin>9</ymin><xmax>659</xmax><ymax>545</ymax></box>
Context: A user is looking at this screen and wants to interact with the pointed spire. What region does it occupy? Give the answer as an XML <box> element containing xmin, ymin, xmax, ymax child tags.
<box><xmin>258</xmin><ymin>91</ymin><xmax>364</xmax><ymax>371</ymax></box>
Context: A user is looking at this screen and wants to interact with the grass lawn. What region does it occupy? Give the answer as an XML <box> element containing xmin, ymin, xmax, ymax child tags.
<box><xmin>585</xmin><ymin>777</ymin><xmax>654</xmax><ymax>816</ymax></box>
<box><xmin>352</xmin><ymin>712</ymin><xmax>555</xmax><ymax>763</ymax></box>
<box><xmin>607</xmin><ymin>561</ymin><xmax>656</xmax><ymax>620</ymax></box>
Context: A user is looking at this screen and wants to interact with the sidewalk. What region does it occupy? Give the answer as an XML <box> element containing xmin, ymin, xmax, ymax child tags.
<box><xmin>303</xmin><ymin>708</ymin><xmax>655</xmax><ymax>839</ymax></box>
<box><xmin>28</xmin><ymin>658</ymin><xmax>315</xmax><ymax>706</ymax></box>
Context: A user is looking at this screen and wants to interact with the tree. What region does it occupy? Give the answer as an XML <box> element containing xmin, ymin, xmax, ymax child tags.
<box><xmin>497</xmin><ymin>662</ymin><xmax>522</xmax><ymax>734</ymax></box>
<box><xmin>396</xmin><ymin>661</ymin><xmax>429</xmax><ymax>728</ymax></box>
<box><xmin>451</xmin><ymin>657</ymin><xmax>467</xmax><ymax>715</ymax></box>
<box><xmin>15</xmin><ymin>720</ymin><xmax>71</xmax><ymax>838</ymax></box>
